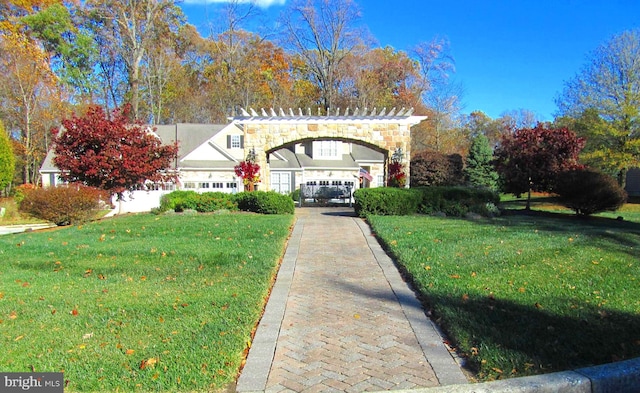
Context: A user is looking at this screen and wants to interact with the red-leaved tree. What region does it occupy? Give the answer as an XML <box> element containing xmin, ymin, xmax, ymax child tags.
<box><xmin>494</xmin><ymin>123</ymin><xmax>585</xmax><ymax>209</ymax></box>
<box><xmin>52</xmin><ymin>105</ymin><xmax>178</xmax><ymax>200</ymax></box>
<box><xmin>234</xmin><ymin>149</ymin><xmax>260</xmax><ymax>192</ymax></box>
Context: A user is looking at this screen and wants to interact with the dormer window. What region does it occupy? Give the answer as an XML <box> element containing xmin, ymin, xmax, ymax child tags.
<box><xmin>314</xmin><ymin>140</ymin><xmax>340</xmax><ymax>159</ymax></box>
<box><xmin>228</xmin><ymin>135</ymin><xmax>243</xmax><ymax>149</ymax></box>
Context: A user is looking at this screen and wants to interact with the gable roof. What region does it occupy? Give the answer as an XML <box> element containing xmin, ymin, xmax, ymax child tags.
<box><xmin>155</xmin><ymin>123</ymin><xmax>229</xmax><ymax>161</ymax></box>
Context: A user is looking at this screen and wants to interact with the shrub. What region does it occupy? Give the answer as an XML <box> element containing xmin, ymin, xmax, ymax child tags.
<box><xmin>353</xmin><ymin>186</ymin><xmax>500</xmax><ymax>218</ymax></box>
<box><xmin>159</xmin><ymin>190</ymin><xmax>199</xmax><ymax>212</ymax></box>
<box><xmin>554</xmin><ymin>169</ymin><xmax>627</xmax><ymax>215</ymax></box>
<box><xmin>290</xmin><ymin>188</ymin><xmax>301</xmax><ymax>202</ymax></box>
<box><xmin>234</xmin><ymin>191</ymin><xmax>294</xmax><ymax>214</ymax></box>
<box><xmin>411</xmin><ymin>150</ymin><xmax>464</xmax><ymax>187</ymax></box>
<box><xmin>418</xmin><ymin>186</ymin><xmax>500</xmax><ymax>217</ymax></box>
<box><xmin>18</xmin><ymin>185</ymin><xmax>105</xmax><ymax>226</ymax></box>
<box><xmin>193</xmin><ymin>192</ymin><xmax>237</xmax><ymax>213</ymax></box>
<box><xmin>353</xmin><ymin>188</ymin><xmax>422</xmax><ymax>217</ymax></box>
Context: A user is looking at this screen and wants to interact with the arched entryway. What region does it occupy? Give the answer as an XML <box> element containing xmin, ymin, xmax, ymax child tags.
<box><xmin>232</xmin><ymin>108</ymin><xmax>427</xmax><ymax>193</ymax></box>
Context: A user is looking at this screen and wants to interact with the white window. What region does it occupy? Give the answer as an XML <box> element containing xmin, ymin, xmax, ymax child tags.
<box><xmin>377</xmin><ymin>175</ymin><xmax>384</xmax><ymax>187</ymax></box>
<box><xmin>315</xmin><ymin>140</ymin><xmax>340</xmax><ymax>158</ymax></box>
<box><xmin>271</xmin><ymin>172</ymin><xmax>291</xmax><ymax>194</ymax></box>
<box><xmin>199</xmin><ymin>182</ymin><xmax>210</xmax><ymax>189</ymax></box>
<box><xmin>230</xmin><ymin>135</ymin><xmax>241</xmax><ymax>149</ymax></box>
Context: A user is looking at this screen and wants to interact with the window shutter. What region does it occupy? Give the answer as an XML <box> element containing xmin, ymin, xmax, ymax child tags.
<box><xmin>240</xmin><ymin>136</ymin><xmax>244</xmax><ymax>148</ymax></box>
<box><xmin>227</xmin><ymin>135</ymin><xmax>231</xmax><ymax>148</ymax></box>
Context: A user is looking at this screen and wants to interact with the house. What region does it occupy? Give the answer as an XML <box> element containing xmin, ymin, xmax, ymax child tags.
<box><xmin>41</xmin><ymin>108</ymin><xmax>426</xmax><ymax>213</ymax></box>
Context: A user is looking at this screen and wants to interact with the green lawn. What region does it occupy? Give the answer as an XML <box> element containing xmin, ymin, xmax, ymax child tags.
<box><xmin>367</xmin><ymin>204</ymin><xmax>640</xmax><ymax>381</ymax></box>
<box><xmin>0</xmin><ymin>212</ymin><xmax>294</xmax><ymax>392</ymax></box>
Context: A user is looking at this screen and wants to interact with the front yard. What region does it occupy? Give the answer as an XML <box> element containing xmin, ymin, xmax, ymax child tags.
<box><xmin>368</xmin><ymin>201</ymin><xmax>640</xmax><ymax>381</ymax></box>
<box><xmin>0</xmin><ymin>213</ymin><xmax>294</xmax><ymax>392</ymax></box>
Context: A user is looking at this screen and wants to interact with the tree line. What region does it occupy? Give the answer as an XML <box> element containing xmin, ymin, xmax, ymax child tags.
<box><xmin>1</xmin><ymin>0</ymin><xmax>639</xmax><ymax>195</ymax></box>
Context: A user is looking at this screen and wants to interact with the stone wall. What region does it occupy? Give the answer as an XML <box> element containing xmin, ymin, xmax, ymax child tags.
<box><xmin>235</xmin><ymin>115</ymin><xmax>426</xmax><ymax>191</ymax></box>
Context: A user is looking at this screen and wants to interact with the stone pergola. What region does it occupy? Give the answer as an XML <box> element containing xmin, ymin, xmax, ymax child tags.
<box><xmin>232</xmin><ymin>108</ymin><xmax>427</xmax><ymax>191</ymax></box>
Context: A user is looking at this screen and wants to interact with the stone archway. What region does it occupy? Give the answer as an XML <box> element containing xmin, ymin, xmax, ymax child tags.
<box><xmin>232</xmin><ymin>108</ymin><xmax>427</xmax><ymax>191</ymax></box>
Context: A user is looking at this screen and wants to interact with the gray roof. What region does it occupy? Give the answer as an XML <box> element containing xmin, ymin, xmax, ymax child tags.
<box><xmin>40</xmin><ymin>123</ymin><xmax>230</xmax><ymax>172</ymax></box>
<box><xmin>269</xmin><ymin>148</ymin><xmax>302</xmax><ymax>169</ymax></box>
<box><xmin>40</xmin><ymin>149</ymin><xmax>57</xmax><ymax>172</ymax></box>
<box><xmin>155</xmin><ymin>123</ymin><xmax>228</xmax><ymax>161</ymax></box>
<box><xmin>351</xmin><ymin>144</ymin><xmax>385</xmax><ymax>162</ymax></box>
<box><xmin>40</xmin><ymin>123</ymin><xmax>385</xmax><ymax>174</ymax></box>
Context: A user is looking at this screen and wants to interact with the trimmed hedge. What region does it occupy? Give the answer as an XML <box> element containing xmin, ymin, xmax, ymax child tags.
<box><xmin>159</xmin><ymin>190</ymin><xmax>294</xmax><ymax>215</ymax></box>
<box><xmin>234</xmin><ymin>191</ymin><xmax>295</xmax><ymax>214</ymax></box>
<box><xmin>353</xmin><ymin>186</ymin><xmax>500</xmax><ymax>217</ymax></box>
<box><xmin>18</xmin><ymin>185</ymin><xmax>106</xmax><ymax>226</ymax></box>
<box><xmin>159</xmin><ymin>191</ymin><xmax>237</xmax><ymax>213</ymax></box>
<box><xmin>353</xmin><ymin>188</ymin><xmax>423</xmax><ymax>217</ymax></box>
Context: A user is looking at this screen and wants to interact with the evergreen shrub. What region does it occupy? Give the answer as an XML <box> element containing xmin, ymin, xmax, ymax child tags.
<box><xmin>159</xmin><ymin>190</ymin><xmax>199</xmax><ymax>212</ymax></box>
<box><xmin>353</xmin><ymin>187</ymin><xmax>422</xmax><ymax>217</ymax></box>
<box><xmin>234</xmin><ymin>191</ymin><xmax>295</xmax><ymax>214</ymax></box>
<box><xmin>193</xmin><ymin>192</ymin><xmax>237</xmax><ymax>213</ymax></box>
<box><xmin>554</xmin><ymin>169</ymin><xmax>627</xmax><ymax>216</ymax></box>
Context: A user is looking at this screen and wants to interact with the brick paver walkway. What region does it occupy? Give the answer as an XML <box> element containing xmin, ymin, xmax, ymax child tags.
<box><xmin>237</xmin><ymin>207</ymin><xmax>467</xmax><ymax>392</ymax></box>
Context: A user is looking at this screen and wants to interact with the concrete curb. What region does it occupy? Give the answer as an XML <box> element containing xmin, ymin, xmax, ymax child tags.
<box><xmin>0</xmin><ymin>223</ymin><xmax>56</xmax><ymax>235</ymax></box>
<box><xmin>373</xmin><ymin>357</ymin><xmax>640</xmax><ymax>393</ymax></box>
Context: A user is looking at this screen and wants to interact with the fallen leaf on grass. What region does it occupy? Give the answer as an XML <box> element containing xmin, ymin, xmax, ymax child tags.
<box><xmin>125</xmin><ymin>349</ymin><xmax>135</xmax><ymax>355</ymax></box>
<box><xmin>71</xmin><ymin>309</ymin><xmax>79</xmax><ymax>316</ymax></box>
<box><xmin>140</xmin><ymin>357</ymin><xmax>158</xmax><ymax>370</ymax></box>
<box><xmin>14</xmin><ymin>335</ymin><xmax>24</xmax><ymax>341</ymax></box>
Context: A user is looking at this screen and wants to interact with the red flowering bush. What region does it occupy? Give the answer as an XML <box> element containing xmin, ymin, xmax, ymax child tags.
<box><xmin>388</xmin><ymin>161</ymin><xmax>406</xmax><ymax>188</ymax></box>
<box><xmin>234</xmin><ymin>160</ymin><xmax>260</xmax><ymax>191</ymax></box>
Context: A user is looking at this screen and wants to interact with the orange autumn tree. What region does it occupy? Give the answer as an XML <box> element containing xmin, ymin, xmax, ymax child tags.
<box><xmin>0</xmin><ymin>28</ymin><xmax>63</xmax><ymax>184</ymax></box>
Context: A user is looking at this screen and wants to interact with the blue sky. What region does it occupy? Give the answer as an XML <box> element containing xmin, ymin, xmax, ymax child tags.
<box><xmin>179</xmin><ymin>0</ymin><xmax>640</xmax><ymax>121</ymax></box>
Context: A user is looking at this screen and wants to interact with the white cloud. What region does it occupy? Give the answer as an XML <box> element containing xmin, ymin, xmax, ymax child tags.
<box><xmin>181</xmin><ymin>0</ymin><xmax>286</xmax><ymax>8</ymax></box>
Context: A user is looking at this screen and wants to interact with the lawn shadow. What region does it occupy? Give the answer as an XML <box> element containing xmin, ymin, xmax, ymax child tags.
<box><xmin>466</xmin><ymin>208</ymin><xmax>640</xmax><ymax>259</ymax></box>
<box><xmin>424</xmin><ymin>292</ymin><xmax>640</xmax><ymax>378</ymax></box>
